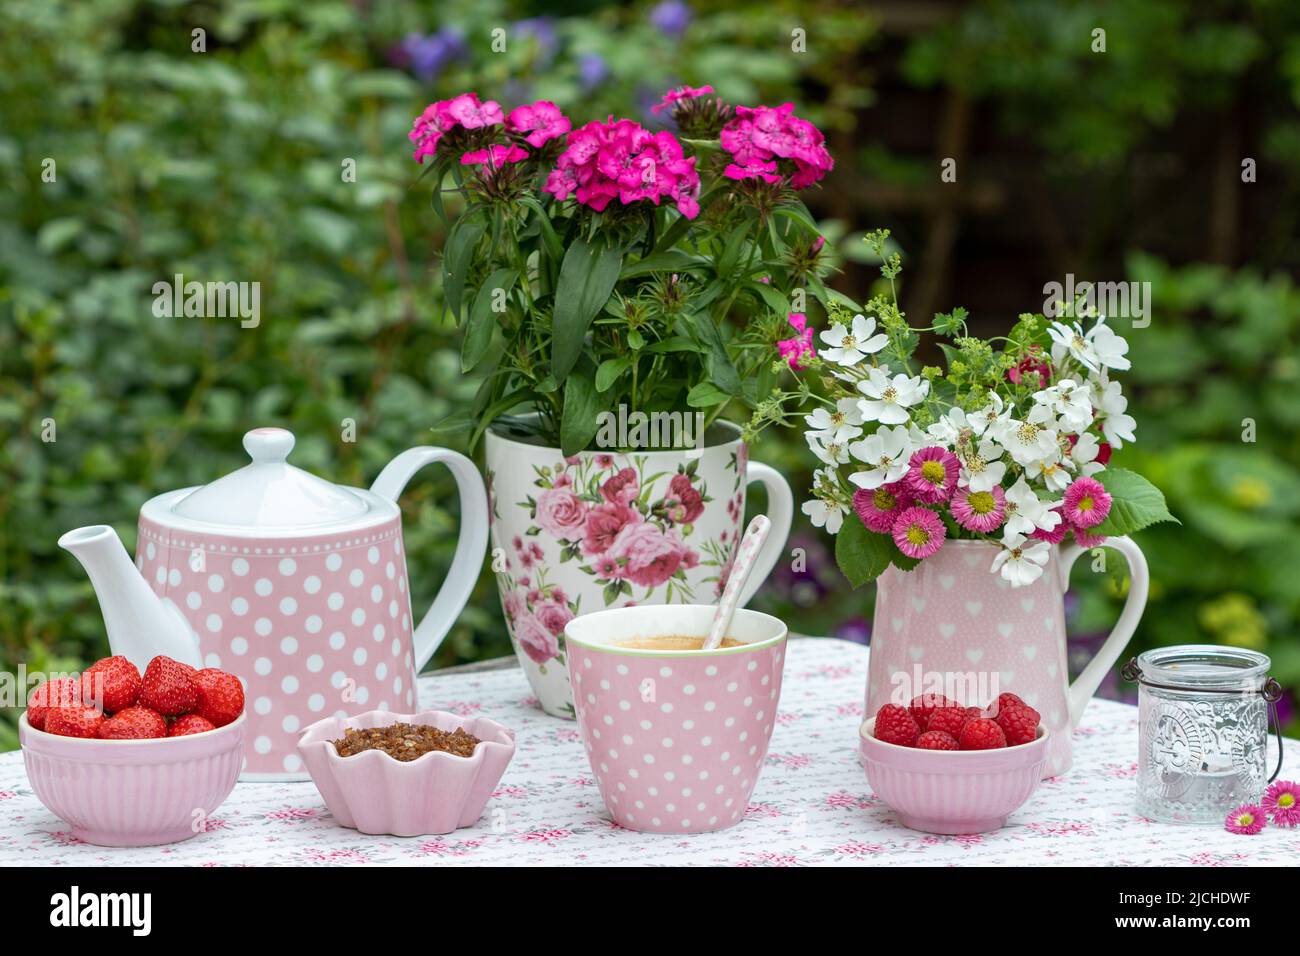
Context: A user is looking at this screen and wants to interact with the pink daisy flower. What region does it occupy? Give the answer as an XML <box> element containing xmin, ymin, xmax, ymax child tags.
<box><xmin>1072</xmin><ymin>526</ymin><xmax>1107</xmax><ymax>548</ymax></box>
<box><xmin>951</xmin><ymin>485</ymin><xmax>1006</xmax><ymax>533</ymax></box>
<box><xmin>905</xmin><ymin>447</ymin><xmax>960</xmax><ymax>504</ymax></box>
<box><xmin>1063</xmin><ymin>476</ymin><xmax>1111</xmax><ymax>528</ymax></box>
<box><xmin>891</xmin><ymin>506</ymin><xmax>946</xmax><ymax>560</ymax></box>
<box><xmin>1262</xmin><ymin>780</ymin><xmax>1300</xmax><ymax>827</ymax></box>
<box><xmin>1031</xmin><ymin>506</ymin><xmax>1069</xmax><ymax>545</ymax></box>
<box><xmin>1224</xmin><ymin>803</ymin><xmax>1265</xmax><ymax>835</ymax></box>
<box><xmin>852</xmin><ymin>483</ymin><xmax>912</xmax><ymax>534</ymax></box>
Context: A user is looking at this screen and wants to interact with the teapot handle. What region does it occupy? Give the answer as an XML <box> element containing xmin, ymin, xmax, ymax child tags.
<box><xmin>1058</xmin><ymin>535</ymin><xmax>1149</xmax><ymax>728</ymax></box>
<box><xmin>371</xmin><ymin>448</ymin><xmax>489</xmax><ymax>673</ymax></box>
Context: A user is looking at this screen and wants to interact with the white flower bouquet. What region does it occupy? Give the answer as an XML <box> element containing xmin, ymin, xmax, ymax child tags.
<box><xmin>800</xmin><ymin>232</ymin><xmax>1176</xmax><ymax>587</ymax></box>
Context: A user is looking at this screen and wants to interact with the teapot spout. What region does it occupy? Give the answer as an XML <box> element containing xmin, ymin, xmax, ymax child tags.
<box><xmin>58</xmin><ymin>525</ymin><xmax>203</xmax><ymax>672</ymax></box>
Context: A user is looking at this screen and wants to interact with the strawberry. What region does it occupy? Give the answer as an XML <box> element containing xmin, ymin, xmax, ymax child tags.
<box><xmin>958</xmin><ymin>717</ymin><xmax>1008</xmax><ymax>750</ymax></box>
<box><xmin>916</xmin><ymin>730</ymin><xmax>960</xmax><ymax>751</ymax></box>
<box><xmin>81</xmin><ymin>656</ymin><xmax>141</xmax><ymax>714</ymax></box>
<box><xmin>926</xmin><ymin>705</ymin><xmax>973</xmax><ymax>738</ymax></box>
<box><xmin>907</xmin><ymin>693</ymin><xmax>960</xmax><ymax>732</ymax></box>
<box><xmin>991</xmin><ymin>692</ymin><xmax>1041</xmax><ymax>746</ymax></box>
<box><xmin>26</xmin><ymin>677</ymin><xmax>85</xmax><ymax>731</ymax></box>
<box><xmin>138</xmin><ymin>656</ymin><xmax>199</xmax><ymax>716</ymax></box>
<box><xmin>98</xmin><ymin>706</ymin><xmax>168</xmax><ymax>740</ymax></box>
<box><xmin>193</xmin><ymin>669</ymin><xmax>244</xmax><ymax>727</ymax></box>
<box><xmin>874</xmin><ymin>703</ymin><xmax>921</xmax><ymax>747</ymax></box>
<box><xmin>45</xmin><ymin>706</ymin><xmax>106</xmax><ymax>739</ymax></box>
<box><xmin>169</xmin><ymin>714</ymin><xmax>216</xmax><ymax>737</ymax></box>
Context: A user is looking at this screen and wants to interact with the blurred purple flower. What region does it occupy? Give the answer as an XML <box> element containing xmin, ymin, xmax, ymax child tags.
<box><xmin>398</xmin><ymin>28</ymin><xmax>467</xmax><ymax>82</ymax></box>
<box><xmin>577</xmin><ymin>53</ymin><xmax>608</xmax><ymax>91</ymax></box>
<box><xmin>649</xmin><ymin>0</ymin><xmax>693</xmax><ymax>38</ymax></box>
<box><xmin>513</xmin><ymin>16</ymin><xmax>558</xmax><ymax>66</ymax></box>
<box><xmin>835</xmin><ymin>616</ymin><xmax>872</xmax><ymax>647</ymax></box>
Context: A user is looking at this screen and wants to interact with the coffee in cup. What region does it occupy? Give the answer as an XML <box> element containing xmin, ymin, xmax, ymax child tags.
<box><xmin>616</xmin><ymin>635</ymin><xmax>742</xmax><ymax>651</ymax></box>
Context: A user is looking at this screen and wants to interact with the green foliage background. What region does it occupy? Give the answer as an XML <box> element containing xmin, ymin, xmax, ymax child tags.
<box><xmin>1</xmin><ymin>0</ymin><xmax>1297</xmax><ymax>749</ymax></box>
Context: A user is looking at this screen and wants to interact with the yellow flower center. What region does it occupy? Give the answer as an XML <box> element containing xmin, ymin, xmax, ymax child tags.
<box><xmin>872</xmin><ymin>488</ymin><xmax>898</xmax><ymax>511</ymax></box>
<box><xmin>1077</xmin><ymin>495</ymin><xmax>1094</xmax><ymax>512</ymax></box>
<box><xmin>882</xmin><ymin>386</ymin><xmax>898</xmax><ymax>403</ymax></box>
<box><xmin>1279</xmin><ymin>793</ymin><xmax>1296</xmax><ymax>809</ymax></box>
<box><xmin>841</xmin><ymin>335</ymin><xmax>857</xmax><ymax>349</ymax></box>
<box><xmin>920</xmin><ymin>460</ymin><xmax>947</xmax><ymax>485</ymax></box>
<box><xmin>968</xmin><ymin>491</ymin><xmax>996</xmax><ymax>515</ymax></box>
<box><xmin>905</xmin><ymin>524</ymin><xmax>930</xmax><ymax>546</ymax></box>
<box><xmin>1017</xmin><ymin>422</ymin><xmax>1039</xmax><ymax>444</ymax></box>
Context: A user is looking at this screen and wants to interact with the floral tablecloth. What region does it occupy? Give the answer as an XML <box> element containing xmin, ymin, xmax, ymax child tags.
<box><xmin>1</xmin><ymin>638</ymin><xmax>1295</xmax><ymax>866</ymax></box>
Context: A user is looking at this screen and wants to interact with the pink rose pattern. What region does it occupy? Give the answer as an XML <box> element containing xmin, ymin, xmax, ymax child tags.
<box><xmin>6</xmin><ymin>639</ymin><xmax>1295</xmax><ymax>866</ymax></box>
<box><xmin>490</xmin><ymin>453</ymin><xmax>745</xmax><ymax>673</ymax></box>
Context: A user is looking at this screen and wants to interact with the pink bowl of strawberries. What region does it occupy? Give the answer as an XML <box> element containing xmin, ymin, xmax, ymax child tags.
<box><xmin>858</xmin><ymin>692</ymin><xmax>1050</xmax><ymax>835</ymax></box>
<box><xmin>19</xmin><ymin>654</ymin><xmax>247</xmax><ymax>847</ymax></box>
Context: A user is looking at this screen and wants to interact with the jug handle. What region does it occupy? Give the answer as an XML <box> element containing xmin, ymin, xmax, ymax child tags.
<box><xmin>1059</xmin><ymin>535</ymin><xmax>1149</xmax><ymax>728</ymax></box>
<box><xmin>371</xmin><ymin>447</ymin><xmax>489</xmax><ymax>672</ymax></box>
<box><xmin>737</xmin><ymin>462</ymin><xmax>794</xmax><ymax>607</ymax></box>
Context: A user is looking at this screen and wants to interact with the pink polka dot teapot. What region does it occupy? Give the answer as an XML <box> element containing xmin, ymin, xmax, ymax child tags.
<box><xmin>57</xmin><ymin>427</ymin><xmax>489</xmax><ymax>780</ymax></box>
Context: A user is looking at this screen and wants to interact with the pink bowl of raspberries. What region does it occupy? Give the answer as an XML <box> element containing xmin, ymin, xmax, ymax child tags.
<box><xmin>858</xmin><ymin>692</ymin><xmax>1050</xmax><ymax>834</ymax></box>
<box><xmin>19</xmin><ymin>655</ymin><xmax>246</xmax><ymax>846</ymax></box>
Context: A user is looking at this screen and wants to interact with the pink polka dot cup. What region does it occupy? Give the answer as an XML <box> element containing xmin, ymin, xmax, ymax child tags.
<box><xmin>566</xmin><ymin>605</ymin><xmax>787</xmax><ymax>834</ymax></box>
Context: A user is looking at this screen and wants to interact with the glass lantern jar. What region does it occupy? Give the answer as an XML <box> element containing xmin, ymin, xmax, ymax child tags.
<box><xmin>1126</xmin><ymin>646</ymin><xmax>1282</xmax><ymax>825</ymax></box>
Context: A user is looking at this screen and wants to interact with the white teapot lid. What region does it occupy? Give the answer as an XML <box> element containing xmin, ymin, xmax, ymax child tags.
<box><xmin>168</xmin><ymin>428</ymin><xmax>371</xmax><ymax>529</ymax></box>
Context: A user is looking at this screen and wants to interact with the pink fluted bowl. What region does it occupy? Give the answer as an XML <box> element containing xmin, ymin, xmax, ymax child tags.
<box><xmin>297</xmin><ymin>710</ymin><xmax>515</xmax><ymax>837</ymax></box>
<box><xmin>19</xmin><ymin>712</ymin><xmax>246</xmax><ymax>847</ymax></box>
<box><xmin>859</xmin><ymin>718</ymin><xmax>1049</xmax><ymax>834</ymax></box>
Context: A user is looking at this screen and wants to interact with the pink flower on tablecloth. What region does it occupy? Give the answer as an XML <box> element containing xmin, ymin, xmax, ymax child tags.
<box><xmin>1262</xmin><ymin>780</ymin><xmax>1300</xmax><ymax>827</ymax></box>
<box><xmin>825</xmin><ymin>790</ymin><xmax>871</xmax><ymax>810</ymax></box>
<box><xmin>0</xmin><ymin>791</ymin><xmax>14</xmax><ymax>801</ymax></box>
<box><xmin>835</xmin><ymin>841</ymin><xmax>886</xmax><ymax>856</ymax></box>
<box><xmin>535</xmin><ymin>487</ymin><xmax>587</xmax><ymax>541</ymax></box>
<box><xmin>522</xmin><ymin>827</ymin><xmax>574</xmax><ymax>845</ymax></box>
<box><xmin>609</xmin><ymin>521</ymin><xmax>687</xmax><ymax>588</ymax></box>
<box><xmin>582</xmin><ymin>500</ymin><xmax>640</xmax><ymax>556</ymax></box>
<box><xmin>419</xmin><ymin>839</ymin><xmax>474</xmax><ymax>856</ymax></box>
<box><xmin>492</xmin><ymin>785</ymin><xmax>528</xmax><ymax>798</ymax></box>
<box><xmin>766</xmin><ymin>753</ymin><xmax>812</xmax><ymax>770</ymax></box>
<box><xmin>745</xmin><ymin>803</ymin><xmax>781</xmax><ymax>819</ymax></box>
<box><xmin>1225</xmin><ymin>803</ymin><xmax>1266</xmax><ymax>835</ymax></box>
<box><xmin>445</xmin><ymin>700</ymin><xmax>482</xmax><ymax>716</ymax></box>
<box><xmin>513</xmin><ymin>610</ymin><xmax>560</xmax><ymax>664</ymax></box>
<box><xmin>267</xmin><ymin>807</ymin><xmax>322</xmax><ymax>823</ymax></box>
<box><xmin>535</xmin><ymin>600</ymin><xmax>574</xmax><ymax>637</ymax></box>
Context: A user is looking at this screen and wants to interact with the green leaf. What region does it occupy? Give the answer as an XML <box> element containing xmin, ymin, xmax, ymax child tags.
<box><xmin>552</xmin><ymin>237</ymin><xmax>624</xmax><ymax>382</ymax></box>
<box><xmin>715</xmin><ymin>221</ymin><xmax>754</xmax><ymax>281</ymax></box>
<box><xmin>595</xmin><ymin>356</ymin><xmax>631</xmax><ymax>392</ymax></box>
<box><xmin>620</xmin><ymin>250</ymin><xmax>709</xmax><ymax>279</ymax></box>
<box><xmin>687</xmin><ymin>381</ymin><xmax>731</xmax><ymax>408</ymax></box>
<box><xmin>747</xmin><ymin>280</ymin><xmax>790</xmax><ymax>317</ymax></box>
<box><xmin>462</xmin><ymin>268</ymin><xmax>516</xmax><ymax>372</ymax></box>
<box><xmin>834</xmin><ymin>518</ymin><xmax>894</xmax><ymax>588</ymax></box>
<box><xmin>687</xmin><ymin>312</ymin><xmax>740</xmax><ymax>395</ymax></box>
<box><xmin>1092</xmin><ymin>468</ymin><xmax>1180</xmax><ymax>537</ymax></box>
<box><xmin>442</xmin><ymin>214</ymin><xmax>486</xmax><ymax>321</ymax></box>
<box><xmin>560</xmin><ymin>364</ymin><xmax>604</xmax><ymax>456</ymax></box>
<box><xmin>469</xmin><ymin>387</ymin><xmax>541</xmax><ymax>451</ymax></box>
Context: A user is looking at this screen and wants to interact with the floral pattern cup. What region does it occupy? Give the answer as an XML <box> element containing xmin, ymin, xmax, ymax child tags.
<box><xmin>485</xmin><ymin>420</ymin><xmax>793</xmax><ymax>717</ymax></box>
<box><xmin>565</xmin><ymin>604</ymin><xmax>788</xmax><ymax>833</ymax></box>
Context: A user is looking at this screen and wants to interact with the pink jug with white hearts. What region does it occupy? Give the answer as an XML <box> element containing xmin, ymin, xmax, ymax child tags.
<box><xmin>58</xmin><ymin>427</ymin><xmax>488</xmax><ymax>780</ymax></box>
<box><xmin>865</xmin><ymin>537</ymin><xmax>1149</xmax><ymax>777</ymax></box>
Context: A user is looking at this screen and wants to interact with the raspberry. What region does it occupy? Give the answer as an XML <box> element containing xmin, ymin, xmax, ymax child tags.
<box><xmin>926</xmin><ymin>705</ymin><xmax>973</xmax><ymax>738</ymax></box>
<box><xmin>81</xmin><ymin>656</ymin><xmax>141</xmax><ymax>714</ymax></box>
<box><xmin>169</xmin><ymin>714</ymin><xmax>217</xmax><ymax>737</ymax></box>
<box><xmin>916</xmin><ymin>731</ymin><xmax>960</xmax><ymax>751</ymax></box>
<box><xmin>193</xmin><ymin>669</ymin><xmax>244</xmax><ymax>727</ymax></box>
<box><xmin>908</xmin><ymin>693</ymin><xmax>960</xmax><ymax>731</ymax></box>
<box><xmin>992</xmin><ymin>693</ymin><xmax>1041</xmax><ymax>746</ymax></box>
<box><xmin>958</xmin><ymin>717</ymin><xmax>1007</xmax><ymax>750</ymax></box>
<box><xmin>26</xmin><ymin>677</ymin><xmax>85</xmax><ymax>731</ymax></box>
<box><xmin>45</xmin><ymin>706</ymin><xmax>106</xmax><ymax>739</ymax></box>
<box><xmin>874</xmin><ymin>703</ymin><xmax>920</xmax><ymax>747</ymax></box>
<box><xmin>138</xmin><ymin>657</ymin><xmax>199</xmax><ymax>716</ymax></box>
<box><xmin>98</xmin><ymin>706</ymin><xmax>168</xmax><ymax>740</ymax></box>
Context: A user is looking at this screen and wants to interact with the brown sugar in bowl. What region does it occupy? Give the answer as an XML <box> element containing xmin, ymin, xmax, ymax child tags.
<box><xmin>297</xmin><ymin>710</ymin><xmax>516</xmax><ymax>836</ymax></box>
